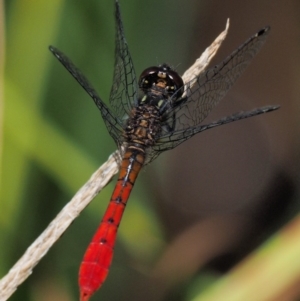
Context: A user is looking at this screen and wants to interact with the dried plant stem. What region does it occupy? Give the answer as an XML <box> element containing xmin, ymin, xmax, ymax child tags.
<box><xmin>182</xmin><ymin>19</ymin><xmax>229</xmax><ymax>94</ymax></box>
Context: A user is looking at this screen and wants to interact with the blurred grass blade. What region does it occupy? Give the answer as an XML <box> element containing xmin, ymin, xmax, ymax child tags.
<box><xmin>1</xmin><ymin>0</ymin><xmax>64</xmax><ymax>229</ymax></box>
<box><xmin>0</xmin><ymin>0</ymin><xmax>4</xmax><ymax>190</ymax></box>
<box><xmin>1</xmin><ymin>79</ymin><xmax>99</xmax><ymax>227</ymax></box>
<box><xmin>191</xmin><ymin>214</ymin><xmax>300</xmax><ymax>301</ymax></box>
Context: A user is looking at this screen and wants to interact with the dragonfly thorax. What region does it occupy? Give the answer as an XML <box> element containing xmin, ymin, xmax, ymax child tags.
<box><xmin>138</xmin><ymin>90</ymin><xmax>171</xmax><ymax>114</ymax></box>
<box><xmin>124</xmin><ymin>105</ymin><xmax>162</xmax><ymax>149</ymax></box>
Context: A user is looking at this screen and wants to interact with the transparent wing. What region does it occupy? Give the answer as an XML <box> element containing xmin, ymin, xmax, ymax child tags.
<box><xmin>49</xmin><ymin>46</ymin><xmax>124</xmax><ymax>148</ymax></box>
<box><xmin>109</xmin><ymin>0</ymin><xmax>138</xmax><ymax>120</ymax></box>
<box><xmin>165</xmin><ymin>26</ymin><xmax>271</xmax><ymax>131</ymax></box>
<box><xmin>144</xmin><ymin>105</ymin><xmax>279</xmax><ymax>164</ymax></box>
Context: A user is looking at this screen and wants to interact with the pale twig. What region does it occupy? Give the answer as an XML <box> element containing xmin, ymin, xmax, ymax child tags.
<box><xmin>0</xmin><ymin>21</ymin><xmax>229</xmax><ymax>301</ymax></box>
<box><xmin>182</xmin><ymin>18</ymin><xmax>229</xmax><ymax>96</ymax></box>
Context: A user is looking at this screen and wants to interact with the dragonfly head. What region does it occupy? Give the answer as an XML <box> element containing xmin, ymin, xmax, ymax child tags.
<box><xmin>139</xmin><ymin>64</ymin><xmax>184</xmax><ymax>100</ymax></box>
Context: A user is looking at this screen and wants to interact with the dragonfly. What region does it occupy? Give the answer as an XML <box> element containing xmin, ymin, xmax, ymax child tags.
<box><xmin>49</xmin><ymin>1</ymin><xmax>279</xmax><ymax>300</ymax></box>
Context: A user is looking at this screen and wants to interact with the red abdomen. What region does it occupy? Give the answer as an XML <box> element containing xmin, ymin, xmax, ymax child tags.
<box><xmin>79</xmin><ymin>149</ymin><xmax>145</xmax><ymax>301</ymax></box>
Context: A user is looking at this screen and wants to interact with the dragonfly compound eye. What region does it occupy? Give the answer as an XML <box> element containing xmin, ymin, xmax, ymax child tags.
<box><xmin>139</xmin><ymin>64</ymin><xmax>184</xmax><ymax>99</ymax></box>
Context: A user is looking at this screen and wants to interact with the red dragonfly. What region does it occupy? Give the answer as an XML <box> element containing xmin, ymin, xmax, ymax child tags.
<box><xmin>49</xmin><ymin>1</ymin><xmax>279</xmax><ymax>300</ymax></box>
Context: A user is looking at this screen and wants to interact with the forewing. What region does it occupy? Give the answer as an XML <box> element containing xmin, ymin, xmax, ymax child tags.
<box><xmin>161</xmin><ymin>105</ymin><xmax>278</xmax><ymax>151</ymax></box>
<box><xmin>143</xmin><ymin>105</ymin><xmax>279</xmax><ymax>164</ymax></box>
<box><xmin>49</xmin><ymin>46</ymin><xmax>124</xmax><ymax>148</ymax></box>
<box><xmin>166</xmin><ymin>27</ymin><xmax>270</xmax><ymax>131</ymax></box>
<box><xmin>109</xmin><ymin>0</ymin><xmax>138</xmax><ymax>120</ymax></box>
